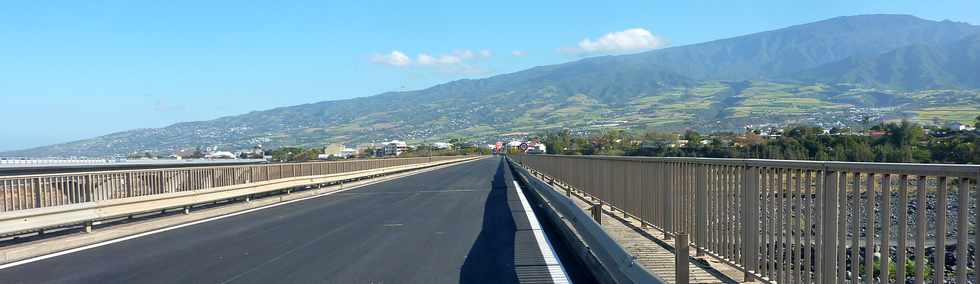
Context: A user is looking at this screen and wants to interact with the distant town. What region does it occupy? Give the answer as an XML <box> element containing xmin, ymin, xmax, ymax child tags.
<box><xmin>0</xmin><ymin>138</ymin><xmax>546</xmax><ymax>165</ymax></box>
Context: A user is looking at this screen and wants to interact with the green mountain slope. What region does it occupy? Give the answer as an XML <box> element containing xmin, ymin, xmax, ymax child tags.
<box><xmin>612</xmin><ymin>14</ymin><xmax>979</xmax><ymax>80</ymax></box>
<box><xmin>792</xmin><ymin>33</ymin><xmax>980</xmax><ymax>89</ymax></box>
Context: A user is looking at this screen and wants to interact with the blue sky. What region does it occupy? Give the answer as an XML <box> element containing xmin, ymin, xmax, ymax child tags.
<box><xmin>1</xmin><ymin>0</ymin><xmax>978</xmax><ymax>152</ymax></box>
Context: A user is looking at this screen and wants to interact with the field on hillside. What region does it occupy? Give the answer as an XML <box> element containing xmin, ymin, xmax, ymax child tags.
<box><xmin>6</xmin><ymin>81</ymin><xmax>978</xmax><ymax>158</ymax></box>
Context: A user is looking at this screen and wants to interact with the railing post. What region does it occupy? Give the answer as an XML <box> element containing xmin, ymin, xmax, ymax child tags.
<box><xmin>157</xmin><ymin>171</ymin><xmax>165</xmax><ymax>194</ymax></box>
<box><xmin>676</xmin><ymin>232</ymin><xmax>690</xmax><ymax>284</ymax></box>
<box><xmin>591</xmin><ymin>200</ymin><xmax>602</xmax><ymax>224</ymax></box>
<box><xmin>741</xmin><ymin>164</ymin><xmax>758</xmax><ymax>281</ymax></box>
<box><xmin>211</xmin><ymin>168</ymin><xmax>218</xmax><ymax>187</ymax></box>
<box><xmin>819</xmin><ymin>169</ymin><xmax>839</xmax><ymax>283</ymax></box>
<box><xmin>33</xmin><ymin>177</ymin><xmax>42</xmax><ymax>209</ymax></box>
<box><xmin>85</xmin><ymin>174</ymin><xmax>94</xmax><ymax>202</ymax></box>
<box><xmin>123</xmin><ymin>172</ymin><xmax>134</xmax><ymax>198</ymax></box>
<box><xmin>664</xmin><ymin>163</ymin><xmax>673</xmax><ymax>240</ymax></box>
<box><xmin>695</xmin><ymin>163</ymin><xmax>707</xmax><ymax>256</ymax></box>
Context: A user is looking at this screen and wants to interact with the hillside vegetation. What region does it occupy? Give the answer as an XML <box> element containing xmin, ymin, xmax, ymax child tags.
<box><xmin>5</xmin><ymin>14</ymin><xmax>979</xmax><ymax>157</ymax></box>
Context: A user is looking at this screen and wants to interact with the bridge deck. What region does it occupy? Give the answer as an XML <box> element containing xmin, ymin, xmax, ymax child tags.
<box><xmin>0</xmin><ymin>157</ymin><xmax>589</xmax><ymax>283</ymax></box>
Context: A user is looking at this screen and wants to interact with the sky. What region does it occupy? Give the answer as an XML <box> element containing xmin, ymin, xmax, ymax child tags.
<box><xmin>1</xmin><ymin>0</ymin><xmax>978</xmax><ymax>152</ymax></box>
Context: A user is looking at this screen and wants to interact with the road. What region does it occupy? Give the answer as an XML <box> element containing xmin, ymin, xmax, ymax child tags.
<box><xmin>0</xmin><ymin>157</ymin><xmax>591</xmax><ymax>283</ymax></box>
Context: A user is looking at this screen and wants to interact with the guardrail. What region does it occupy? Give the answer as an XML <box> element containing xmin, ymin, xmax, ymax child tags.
<box><xmin>0</xmin><ymin>156</ymin><xmax>480</xmax><ymax>237</ymax></box>
<box><xmin>512</xmin><ymin>154</ymin><xmax>979</xmax><ymax>284</ymax></box>
<box><xmin>0</xmin><ymin>158</ymin><xmax>266</xmax><ymax>168</ymax></box>
<box><xmin>0</xmin><ymin>159</ymin><xmax>112</xmax><ymax>165</ymax></box>
<box><xmin>507</xmin><ymin>158</ymin><xmax>664</xmax><ymax>284</ymax></box>
<box><xmin>0</xmin><ymin>156</ymin><xmax>467</xmax><ymax>213</ymax></box>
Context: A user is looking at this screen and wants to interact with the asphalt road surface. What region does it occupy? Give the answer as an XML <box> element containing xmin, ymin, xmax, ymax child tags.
<box><xmin>0</xmin><ymin>157</ymin><xmax>592</xmax><ymax>283</ymax></box>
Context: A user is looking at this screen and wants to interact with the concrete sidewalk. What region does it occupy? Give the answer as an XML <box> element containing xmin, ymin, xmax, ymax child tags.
<box><xmin>528</xmin><ymin>171</ymin><xmax>748</xmax><ymax>284</ymax></box>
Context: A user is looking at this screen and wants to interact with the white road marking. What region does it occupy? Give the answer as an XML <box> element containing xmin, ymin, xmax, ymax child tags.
<box><xmin>0</xmin><ymin>162</ymin><xmax>468</xmax><ymax>270</ymax></box>
<box><xmin>513</xmin><ymin>180</ymin><xmax>571</xmax><ymax>284</ymax></box>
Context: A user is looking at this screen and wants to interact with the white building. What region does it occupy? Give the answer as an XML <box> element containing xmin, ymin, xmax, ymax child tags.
<box><xmin>526</xmin><ymin>142</ymin><xmax>547</xmax><ymax>154</ymax></box>
<box><xmin>384</xmin><ymin>140</ymin><xmax>409</xmax><ymax>156</ymax></box>
<box><xmin>531</xmin><ymin>143</ymin><xmax>546</xmax><ymax>152</ymax></box>
<box><xmin>206</xmin><ymin>151</ymin><xmax>236</xmax><ymax>159</ymax></box>
<box><xmin>948</xmin><ymin>122</ymin><xmax>977</xmax><ymax>131</ymax></box>
<box><xmin>432</xmin><ymin>142</ymin><xmax>453</xmax><ymax>150</ymax></box>
<box><xmin>319</xmin><ymin>146</ymin><xmax>358</xmax><ymax>160</ymax></box>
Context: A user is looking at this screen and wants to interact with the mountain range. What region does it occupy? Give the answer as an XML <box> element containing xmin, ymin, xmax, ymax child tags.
<box><xmin>6</xmin><ymin>14</ymin><xmax>980</xmax><ymax>157</ymax></box>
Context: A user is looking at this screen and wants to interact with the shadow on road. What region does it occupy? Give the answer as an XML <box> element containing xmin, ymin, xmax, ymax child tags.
<box><xmin>459</xmin><ymin>158</ymin><xmax>519</xmax><ymax>283</ymax></box>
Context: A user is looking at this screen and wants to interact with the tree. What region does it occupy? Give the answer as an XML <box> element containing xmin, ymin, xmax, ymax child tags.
<box><xmin>541</xmin><ymin>129</ymin><xmax>572</xmax><ymax>154</ymax></box>
<box><xmin>527</xmin><ymin>122</ymin><xmax>975</xmax><ymax>164</ymax></box>
<box><xmin>270</xmin><ymin>147</ymin><xmax>307</xmax><ymax>162</ymax></box>
<box><xmin>683</xmin><ymin>130</ymin><xmax>702</xmax><ymax>145</ymax></box>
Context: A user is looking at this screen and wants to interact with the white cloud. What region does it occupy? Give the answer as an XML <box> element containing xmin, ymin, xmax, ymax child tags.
<box><xmin>371</xmin><ymin>50</ymin><xmax>412</xmax><ymax>67</ymax></box>
<box><xmin>511</xmin><ymin>50</ymin><xmax>527</xmax><ymax>57</ymax></box>
<box><xmin>561</xmin><ymin>28</ymin><xmax>667</xmax><ymax>55</ymax></box>
<box><xmin>372</xmin><ymin>49</ymin><xmax>493</xmax><ymax>74</ymax></box>
<box><xmin>416</xmin><ymin>53</ymin><xmax>436</xmax><ymax>65</ymax></box>
<box><xmin>456</xmin><ymin>50</ymin><xmax>475</xmax><ymax>60</ymax></box>
<box><xmin>438</xmin><ymin>53</ymin><xmax>463</xmax><ymax>64</ymax></box>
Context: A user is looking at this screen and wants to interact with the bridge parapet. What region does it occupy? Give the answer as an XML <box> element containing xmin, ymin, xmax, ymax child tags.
<box><xmin>0</xmin><ymin>156</ymin><xmax>478</xmax><ymax>238</ymax></box>
<box><xmin>0</xmin><ymin>156</ymin><xmax>464</xmax><ymax>213</ymax></box>
<box><xmin>512</xmin><ymin>154</ymin><xmax>979</xmax><ymax>284</ymax></box>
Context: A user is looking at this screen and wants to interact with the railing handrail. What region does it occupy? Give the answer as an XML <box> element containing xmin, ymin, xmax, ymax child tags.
<box><xmin>0</xmin><ymin>156</ymin><xmax>482</xmax><ymax>237</ymax></box>
<box><xmin>513</xmin><ymin>154</ymin><xmax>979</xmax><ymax>284</ymax></box>
<box><xmin>0</xmin><ymin>155</ymin><xmax>476</xmax><ymax>213</ymax></box>
<box><xmin>529</xmin><ymin>154</ymin><xmax>980</xmax><ymax>177</ymax></box>
<box><xmin>0</xmin><ymin>156</ymin><xmax>454</xmax><ymax>179</ymax></box>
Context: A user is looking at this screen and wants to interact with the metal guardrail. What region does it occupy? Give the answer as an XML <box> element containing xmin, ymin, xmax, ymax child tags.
<box><xmin>0</xmin><ymin>156</ymin><xmax>466</xmax><ymax>213</ymax></box>
<box><xmin>0</xmin><ymin>156</ymin><xmax>481</xmax><ymax>239</ymax></box>
<box><xmin>512</xmin><ymin>154</ymin><xmax>980</xmax><ymax>284</ymax></box>
<box><xmin>0</xmin><ymin>159</ymin><xmax>113</xmax><ymax>165</ymax></box>
<box><xmin>0</xmin><ymin>158</ymin><xmax>266</xmax><ymax>168</ymax></box>
<box><xmin>508</xmin><ymin>158</ymin><xmax>664</xmax><ymax>284</ymax></box>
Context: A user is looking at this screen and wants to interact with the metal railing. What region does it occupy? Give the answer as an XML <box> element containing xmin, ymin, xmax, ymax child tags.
<box><xmin>0</xmin><ymin>156</ymin><xmax>465</xmax><ymax>213</ymax></box>
<box><xmin>512</xmin><ymin>154</ymin><xmax>980</xmax><ymax>284</ymax></box>
<box><xmin>0</xmin><ymin>158</ymin><xmax>113</xmax><ymax>165</ymax></box>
